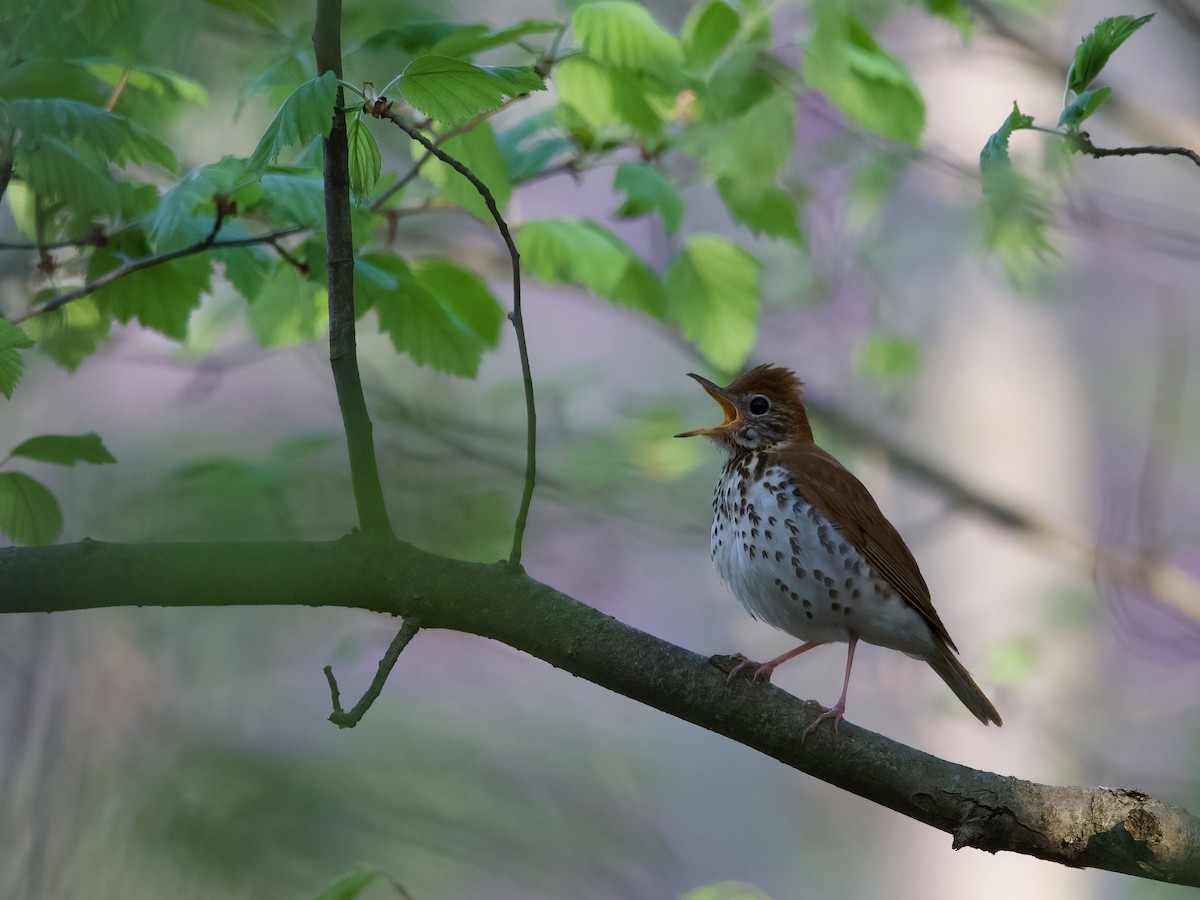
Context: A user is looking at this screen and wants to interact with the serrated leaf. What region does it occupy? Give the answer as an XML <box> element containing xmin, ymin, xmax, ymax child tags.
<box><xmin>716</xmin><ymin>178</ymin><xmax>802</xmax><ymax>242</ymax></box>
<box><xmin>682</xmin><ymin>1</ymin><xmax>740</xmax><ymax>69</ymax></box>
<box><xmin>88</xmin><ymin>231</ymin><xmax>212</xmax><ymax>339</ymax></box>
<box><xmin>613</xmin><ymin>162</ymin><xmax>684</xmax><ymax>232</ymax></box>
<box><xmin>22</xmin><ymin>296</ymin><xmax>111</xmax><ymax>372</ymax></box>
<box><xmin>18</xmin><ymin>137</ymin><xmax>121</xmax><ymax>217</ymax></box>
<box><xmin>665</xmin><ymin>236</ymin><xmax>759</xmax><ymax>370</ymax></box>
<box><xmin>1068</xmin><ymin>14</ymin><xmax>1153</xmax><ymax>96</ymax></box>
<box><xmin>398</xmin><ymin>56</ymin><xmax>545</xmax><ymax>128</ymax></box>
<box><xmin>149</xmin><ymin>156</ymin><xmax>256</xmax><ymax>249</ymax></box>
<box><xmin>367</xmin><ymin>254</ymin><xmax>503</xmax><ymax>377</ymax></box>
<box><xmin>1058</xmin><ymin>85</ymin><xmax>1112</xmax><ymax>129</ymax></box>
<box><xmin>9</xmin><ymin>433</ymin><xmax>116</xmax><ymax>466</ymax></box>
<box><xmin>246</xmin><ymin>264</ymin><xmax>328</xmax><ymax>347</ymax></box>
<box><xmin>0</xmin><ymin>472</ymin><xmax>62</xmax><ymax>546</ymax></box>
<box><xmin>979</xmin><ymin>104</ymin><xmax>1053</xmax><ymax>281</ymax></box>
<box><xmin>248</xmin><ymin>71</ymin><xmax>338</xmax><ymax>173</ymax></box>
<box><xmin>571</xmin><ymin>1</ymin><xmax>683</xmax><ymax>82</ymax></box>
<box><xmin>0</xmin><ymin>319</ymin><xmax>34</xmax><ymax>399</ymax></box>
<box><xmin>8</xmin><ymin>98</ymin><xmax>178</xmax><ymax>171</ymax></box>
<box><xmin>346</xmin><ymin>117</ymin><xmax>382</xmax><ymax>200</ymax></box>
<box><xmin>518</xmin><ymin>217</ymin><xmax>666</xmax><ymax>316</ymax></box>
<box><xmin>803</xmin><ymin>13</ymin><xmax>925</xmax><ymax>146</ymax></box>
<box><xmin>425</xmin><ymin>122</ymin><xmax>512</xmax><ymax>220</ymax></box>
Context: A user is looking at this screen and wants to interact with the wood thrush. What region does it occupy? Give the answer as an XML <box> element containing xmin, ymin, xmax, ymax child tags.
<box><xmin>677</xmin><ymin>363</ymin><xmax>1002</xmax><ymax>733</ymax></box>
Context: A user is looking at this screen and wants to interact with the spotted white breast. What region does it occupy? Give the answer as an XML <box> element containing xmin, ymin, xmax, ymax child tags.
<box><xmin>710</xmin><ymin>452</ymin><xmax>939</xmax><ymax>658</ymax></box>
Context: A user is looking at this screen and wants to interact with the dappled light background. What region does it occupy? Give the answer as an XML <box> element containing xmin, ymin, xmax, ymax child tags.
<box><xmin>2</xmin><ymin>0</ymin><xmax>1199</xmax><ymax>898</ymax></box>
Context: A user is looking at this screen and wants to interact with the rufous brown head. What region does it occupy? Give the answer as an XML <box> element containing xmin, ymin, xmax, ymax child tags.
<box><xmin>675</xmin><ymin>363</ymin><xmax>814</xmax><ymax>454</ymax></box>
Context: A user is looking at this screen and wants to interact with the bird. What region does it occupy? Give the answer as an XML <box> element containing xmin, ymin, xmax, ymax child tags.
<box><xmin>676</xmin><ymin>363</ymin><xmax>1002</xmax><ymax>734</ymax></box>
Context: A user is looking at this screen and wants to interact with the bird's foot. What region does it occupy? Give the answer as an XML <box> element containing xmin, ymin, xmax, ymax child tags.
<box><xmin>802</xmin><ymin>699</ymin><xmax>846</xmax><ymax>739</ymax></box>
<box><xmin>727</xmin><ymin>652</ymin><xmax>775</xmax><ymax>683</ymax></box>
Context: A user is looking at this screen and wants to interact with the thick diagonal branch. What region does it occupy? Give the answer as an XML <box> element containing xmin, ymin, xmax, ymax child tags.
<box><xmin>0</xmin><ymin>536</ymin><xmax>1197</xmax><ymax>887</ymax></box>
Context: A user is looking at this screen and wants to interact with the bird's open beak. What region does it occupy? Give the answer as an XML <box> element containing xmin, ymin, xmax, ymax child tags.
<box><xmin>675</xmin><ymin>373</ymin><xmax>738</xmax><ymax>438</ymax></box>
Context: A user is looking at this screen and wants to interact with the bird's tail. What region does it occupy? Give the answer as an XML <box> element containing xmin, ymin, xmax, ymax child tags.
<box><xmin>927</xmin><ymin>643</ymin><xmax>1002</xmax><ymax>726</ymax></box>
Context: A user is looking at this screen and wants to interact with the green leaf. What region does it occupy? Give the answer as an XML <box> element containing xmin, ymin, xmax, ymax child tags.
<box><xmin>148</xmin><ymin>156</ymin><xmax>257</xmax><ymax>249</ymax></box>
<box><xmin>18</xmin><ymin>137</ymin><xmax>121</xmax><ymax>218</ymax></box>
<box><xmin>857</xmin><ymin>334</ymin><xmax>919</xmax><ymax>379</ymax></box>
<box><xmin>83</xmin><ymin>60</ymin><xmax>209</xmax><ymax>104</ymax></box>
<box><xmin>802</xmin><ymin>13</ymin><xmax>925</xmax><ymax>146</ymax></box>
<box><xmin>665</xmin><ymin>235</ymin><xmax>760</xmax><ymax>370</ymax></box>
<box><xmin>497</xmin><ymin>108</ymin><xmax>574</xmax><ymax>182</ymax></box>
<box><xmin>979</xmin><ymin>102</ymin><xmax>1034</xmax><ymax>203</ymax></box>
<box><xmin>0</xmin><ymin>472</ymin><xmax>62</xmax><ymax>546</ymax></box>
<box><xmin>346</xmin><ymin>117</ymin><xmax>382</xmax><ymax>200</ymax></box>
<box><xmin>682</xmin><ymin>1</ymin><xmax>741</xmax><ymax>69</ymax></box>
<box><xmin>425</xmin><ymin>122</ymin><xmax>512</xmax><ymax>220</ymax></box>
<box><xmin>1068</xmin><ymin>14</ymin><xmax>1153</xmax><ymax>96</ymax></box>
<box><xmin>8</xmin><ymin>98</ymin><xmax>178</xmax><ymax>171</ymax></box>
<box><xmin>398</xmin><ymin>56</ymin><xmax>545</xmax><ymax>127</ymax></box>
<box><xmin>314</xmin><ymin>869</ymin><xmax>382</xmax><ymax>900</ymax></box>
<box><xmin>22</xmin><ymin>296</ymin><xmax>111</xmax><ymax>372</ymax></box>
<box><xmin>428</xmin><ymin>19</ymin><xmax>561</xmax><ymax>57</ymax></box>
<box><xmin>518</xmin><ymin>217</ymin><xmax>666</xmax><ymax>316</ymax></box>
<box><xmin>0</xmin><ymin>319</ymin><xmax>34</xmax><ymax>399</ymax></box>
<box><xmin>246</xmin><ymin>264</ymin><xmax>328</xmax><ymax>347</ymax></box>
<box><xmin>367</xmin><ymin>254</ymin><xmax>504</xmax><ymax>377</ymax></box>
<box><xmin>554</xmin><ymin>55</ymin><xmax>666</xmax><ymax>138</ymax></box>
<box><xmin>613</xmin><ymin>162</ymin><xmax>684</xmax><ymax>231</ymax></box>
<box><xmin>704</xmin><ymin>44</ymin><xmax>778</xmax><ymax>120</ymax></box>
<box><xmin>205</xmin><ymin>0</ymin><xmax>281</xmax><ymax>31</ymax></box>
<box><xmin>979</xmin><ymin>104</ymin><xmax>1053</xmax><ymax>281</ymax></box>
<box><xmin>9</xmin><ymin>433</ymin><xmax>116</xmax><ymax>466</ymax></box>
<box><xmin>917</xmin><ymin>0</ymin><xmax>973</xmax><ymax>39</ymax></box>
<box><xmin>571</xmin><ymin>1</ymin><xmax>684</xmax><ymax>82</ymax></box>
<box><xmin>258</xmin><ymin>171</ymin><xmax>326</xmax><ymax>225</ymax></box>
<box><xmin>681</xmin><ymin>881</ymin><xmax>772</xmax><ymax>900</ymax></box>
<box><xmin>248</xmin><ymin>71</ymin><xmax>338</xmax><ymax>173</ymax></box>
<box><xmin>1058</xmin><ymin>85</ymin><xmax>1112</xmax><ymax>129</ymax></box>
<box><xmin>691</xmin><ymin>91</ymin><xmax>802</xmax><ymax>242</ymax></box>
<box><xmin>716</xmin><ymin>179</ymin><xmax>802</xmax><ymax>242</ymax></box>
<box><xmin>89</xmin><ymin>231</ymin><xmax>212</xmax><ymax>339</ymax></box>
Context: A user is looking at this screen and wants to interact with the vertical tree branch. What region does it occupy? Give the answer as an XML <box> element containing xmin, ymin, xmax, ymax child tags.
<box><xmin>313</xmin><ymin>0</ymin><xmax>393</xmax><ymax>537</ymax></box>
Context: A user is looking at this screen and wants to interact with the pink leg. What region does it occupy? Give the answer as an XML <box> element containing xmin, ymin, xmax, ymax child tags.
<box><xmin>727</xmin><ymin>641</ymin><xmax>821</xmax><ymax>683</ymax></box>
<box><xmin>804</xmin><ymin>635</ymin><xmax>858</xmax><ymax>737</ymax></box>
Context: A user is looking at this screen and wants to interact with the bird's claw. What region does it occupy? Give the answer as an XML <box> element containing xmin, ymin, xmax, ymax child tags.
<box><xmin>726</xmin><ymin>652</ymin><xmax>774</xmax><ymax>684</ymax></box>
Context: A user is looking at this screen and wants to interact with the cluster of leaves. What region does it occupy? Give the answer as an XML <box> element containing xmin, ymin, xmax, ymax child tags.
<box><xmin>978</xmin><ymin>13</ymin><xmax>1154</xmax><ymax>278</ymax></box>
<box><xmin>0</xmin><ymin>0</ymin><xmax>962</xmax><ymax>543</ymax></box>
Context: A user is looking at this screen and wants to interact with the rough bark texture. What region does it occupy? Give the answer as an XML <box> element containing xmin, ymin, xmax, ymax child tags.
<box><xmin>1</xmin><ymin>535</ymin><xmax>1198</xmax><ymax>885</ymax></box>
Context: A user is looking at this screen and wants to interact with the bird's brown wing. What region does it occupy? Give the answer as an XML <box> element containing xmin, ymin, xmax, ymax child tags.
<box><xmin>785</xmin><ymin>444</ymin><xmax>958</xmax><ymax>652</ymax></box>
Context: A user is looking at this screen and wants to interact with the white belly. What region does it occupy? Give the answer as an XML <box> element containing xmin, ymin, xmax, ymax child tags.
<box><xmin>710</xmin><ymin>457</ymin><xmax>938</xmax><ymax>657</ymax></box>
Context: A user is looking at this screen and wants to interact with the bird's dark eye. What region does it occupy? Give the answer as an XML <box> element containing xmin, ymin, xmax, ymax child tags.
<box><xmin>749</xmin><ymin>395</ymin><xmax>770</xmax><ymax>415</ymax></box>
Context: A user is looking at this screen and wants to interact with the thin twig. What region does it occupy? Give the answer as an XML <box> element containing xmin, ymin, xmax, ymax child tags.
<box><xmin>13</xmin><ymin>225</ymin><xmax>308</xmax><ymax>323</ymax></box>
<box><xmin>377</xmin><ymin>108</ymin><xmax>537</xmax><ymax>570</ymax></box>
<box><xmin>369</xmin><ymin>92</ymin><xmax>532</xmax><ymax>213</ymax></box>
<box><xmin>324</xmin><ymin>619</ymin><xmax>421</xmax><ymax>728</ymax></box>
<box><xmin>1072</xmin><ymin>132</ymin><xmax>1200</xmax><ymax>168</ymax></box>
